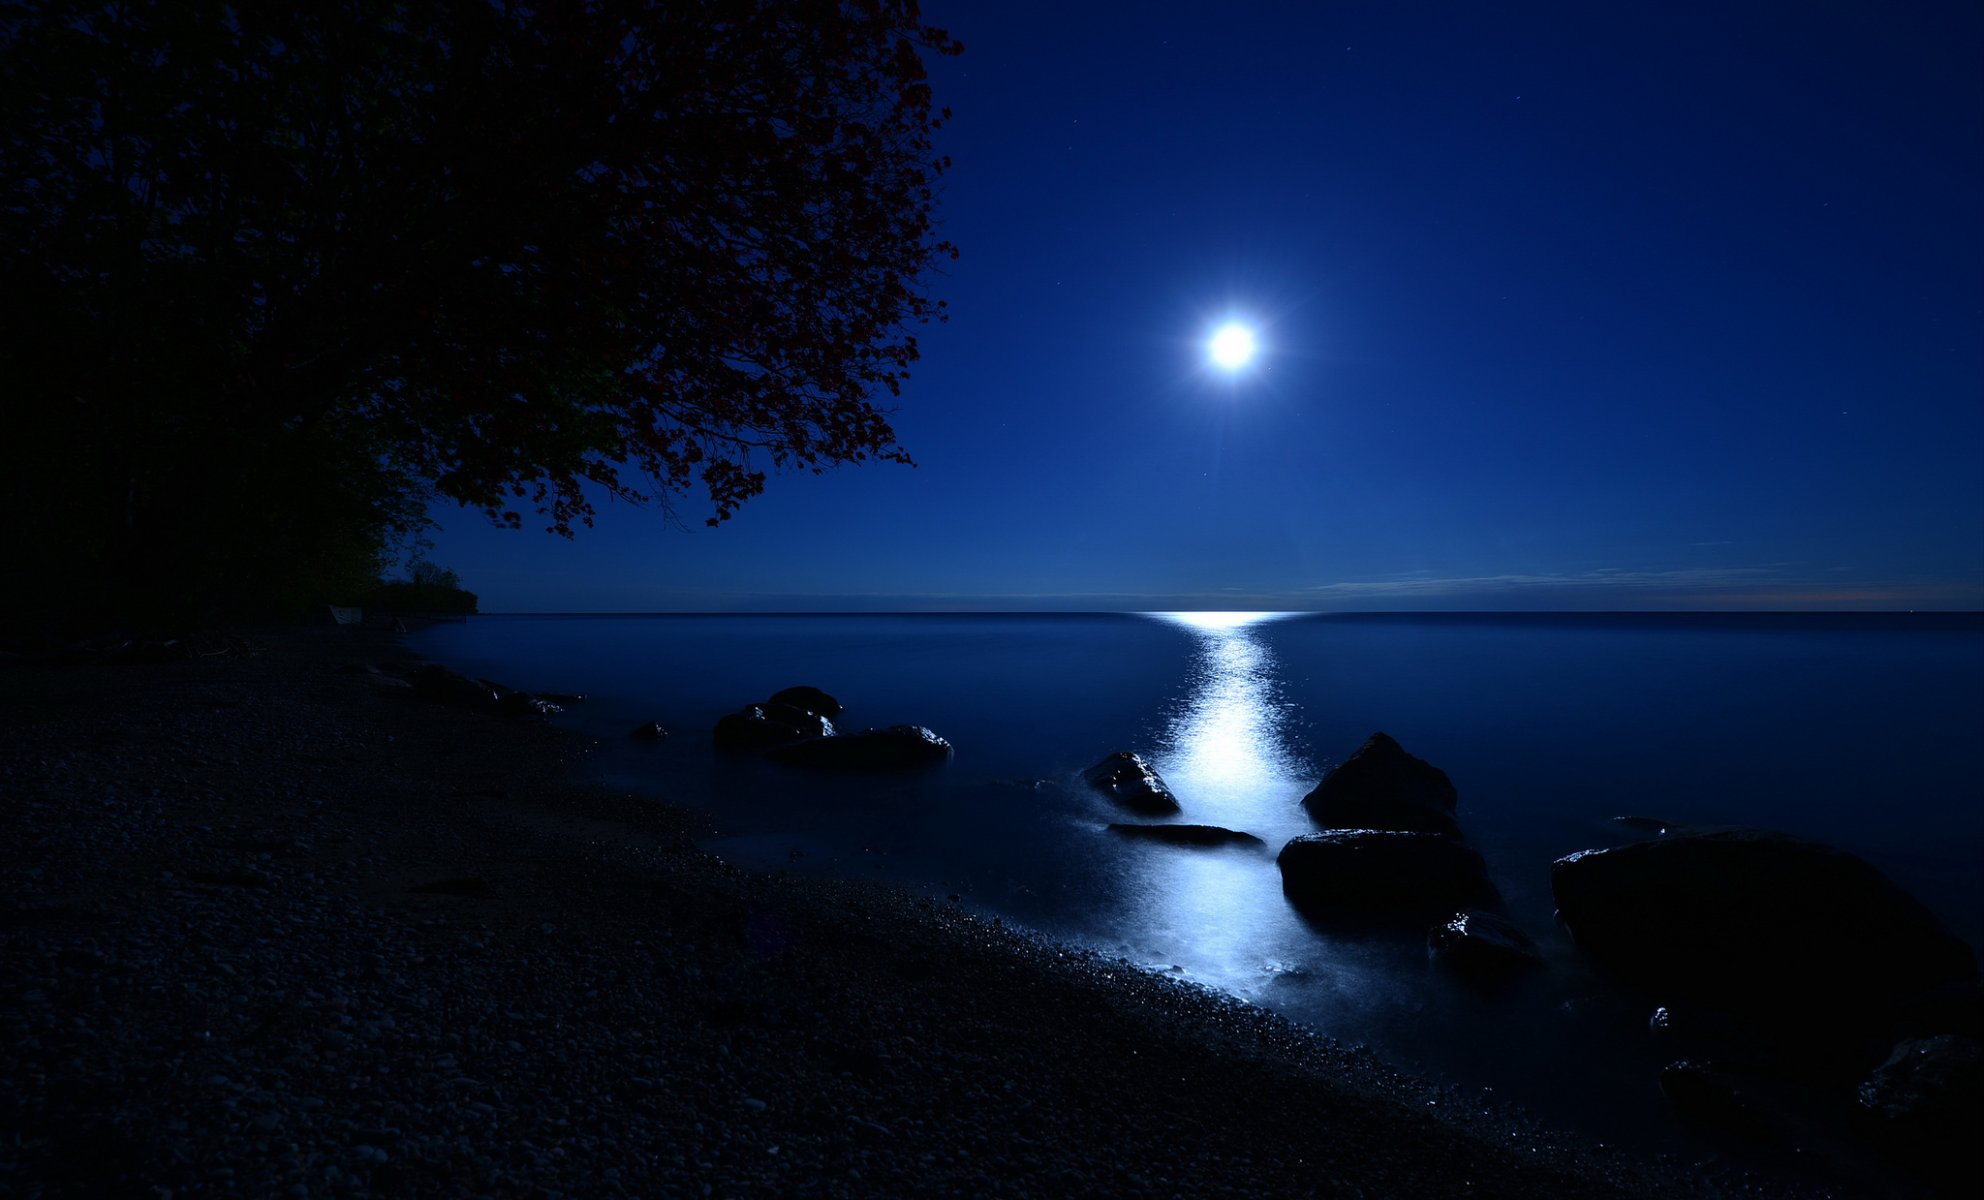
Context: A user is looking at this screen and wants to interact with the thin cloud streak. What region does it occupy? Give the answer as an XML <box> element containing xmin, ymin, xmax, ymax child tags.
<box><xmin>1301</xmin><ymin>567</ymin><xmax>1781</xmax><ymax>598</ymax></box>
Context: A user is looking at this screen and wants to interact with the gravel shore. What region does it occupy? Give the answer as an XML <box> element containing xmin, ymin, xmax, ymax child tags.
<box><xmin>2</xmin><ymin>627</ymin><xmax>1820</xmax><ymax>1198</ymax></box>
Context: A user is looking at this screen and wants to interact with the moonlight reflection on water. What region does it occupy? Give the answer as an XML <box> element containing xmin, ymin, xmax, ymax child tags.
<box><xmin>1119</xmin><ymin>612</ymin><xmax>1352</xmax><ymax>990</ymax></box>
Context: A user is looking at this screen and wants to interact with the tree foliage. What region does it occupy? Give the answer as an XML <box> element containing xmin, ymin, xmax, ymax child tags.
<box><xmin>368</xmin><ymin>561</ymin><xmax>478</xmax><ymax>615</ymax></box>
<box><xmin>0</xmin><ymin>1</ymin><xmax>959</xmax><ymax>632</ymax></box>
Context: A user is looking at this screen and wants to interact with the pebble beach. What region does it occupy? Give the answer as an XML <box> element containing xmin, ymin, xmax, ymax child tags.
<box><xmin>1</xmin><ymin>627</ymin><xmax>1833</xmax><ymax>1198</ymax></box>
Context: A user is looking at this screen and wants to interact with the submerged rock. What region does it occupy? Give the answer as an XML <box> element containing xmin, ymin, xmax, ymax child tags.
<box><xmin>1428</xmin><ymin>910</ymin><xmax>1542</xmax><ymax>979</ymax></box>
<box><xmin>1277</xmin><ymin>830</ymin><xmax>1494</xmax><ymax>917</ymax></box>
<box><xmin>1857</xmin><ymin>1035</ymin><xmax>1984</xmax><ymax>1181</ymax></box>
<box><xmin>1552</xmin><ymin>827</ymin><xmax>1977</xmax><ymax>1020</ymax></box>
<box><xmin>1083</xmin><ymin>751</ymin><xmax>1181</xmax><ymax>816</ymax></box>
<box><xmin>1301</xmin><ymin>733</ymin><xmax>1459</xmax><ymax>835</ymax></box>
<box><xmin>768</xmin><ymin>685</ymin><xmax>843</xmax><ymax>719</ymax></box>
<box><xmin>1106</xmin><ymin>823</ymin><xmax>1264</xmax><ymax>848</ymax></box>
<box><xmin>771</xmin><ymin>725</ymin><xmax>952</xmax><ymax>770</ymax></box>
<box><xmin>495</xmin><ymin>691</ymin><xmax>562</xmax><ymax>718</ymax></box>
<box><xmin>630</xmin><ymin>722</ymin><xmax>669</xmax><ymax>742</ymax></box>
<box><xmin>713</xmin><ymin>704</ymin><xmax>833</xmax><ymax>752</ymax></box>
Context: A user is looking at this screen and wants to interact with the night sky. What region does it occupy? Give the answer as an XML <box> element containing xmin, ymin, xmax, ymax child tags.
<box><xmin>429</xmin><ymin>1</ymin><xmax>1984</xmax><ymax>613</ymax></box>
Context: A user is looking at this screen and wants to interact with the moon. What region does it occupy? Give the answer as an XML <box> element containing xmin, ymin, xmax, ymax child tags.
<box><xmin>1208</xmin><ymin>322</ymin><xmax>1258</xmax><ymax>370</ymax></box>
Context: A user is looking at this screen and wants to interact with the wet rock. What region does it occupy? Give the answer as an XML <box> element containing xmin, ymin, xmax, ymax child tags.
<box><xmin>495</xmin><ymin>692</ymin><xmax>562</xmax><ymax>718</ymax></box>
<box><xmin>1106</xmin><ymin>823</ymin><xmax>1264</xmax><ymax>848</ymax></box>
<box><xmin>1277</xmin><ymin>830</ymin><xmax>1494</xmax><ymax>917</ymax></box>
<box><xmin>1552</xmin><ymin>827</ymin><xmax>1977</xmax><ymax>1020</ymax></box>
<box><xmin>1428</xmin><ymin>910</ymin><xmax>1541</xmax><ymax>979</ymax></box>
<box><xmin>537</xmin><ymin>691</ymin><xmax>585</xmax><ymax>705</ymax></box>
<box><xmin>1301</xmin><ymin>733</ymin><xmax>1458</xmax><ymax>835</ymax></box>
<box><xmin>713</xmin><ymin>705</ymin><xmax>832</xmax><ymax>752</ymax></box>
<box><xmin>1659</xmin><ymin>1060</ymin><xmax>1776</xmax><ymax>1142</ymax></box>
<box><xmin>771</xmin><ymin>725</ymin><xmax>952</xmax><ymax>770</ymax></box>
<box><xmin>1857</xmin><ymin>1035</ymin><xmax>1984</xmax><ymax>1183</ymax></box>
<box><xmin>1083</xmin><ymin>752</ymin><xmax>1181</xmax><ymax>816</ymax></box>
<box><xmin>408</xmin><ymin>665</ymin><xmax>499</xmax><ymax>709</ymax></box>
<box><xmin>768</xmin><ymin>686</ymin><xmax>842</xmax><ymax>719</ymax></box>
<box><xmin>630</xmin><ymin>722</ymin><xmax>669</xmax><ymax>742</ymax></box>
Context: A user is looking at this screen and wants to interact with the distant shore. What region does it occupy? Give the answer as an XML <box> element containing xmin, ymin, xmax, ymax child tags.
<box><xmin>1</xmin><ymin>626</ymin><xmax>1830</xmax><ymax>1197</ymax></box>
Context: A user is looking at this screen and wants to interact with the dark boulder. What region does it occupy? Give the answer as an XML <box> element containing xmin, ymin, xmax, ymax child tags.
<box><xmin>713</xmin><ymin>704</ymin><xmax>832</xmax><ymax>752</ymax></box>
<box><xmin>538</xmin><ymin>691</ymin><xmax>586</xmax><ymax>706</ymax></box>
<box><xmin>1301</xmin><ymin>732</ymin><xmax>1459</xmax><ymax>834</ymax></box>
<box><xmin>1428</xmin><ymin>910</ymin><xmax>1542</xmax><ymax>979</ymax></box>
<box><xmin>1277</xmin><ymin>830</ymin><xmax>1495</xmax><ymax>917</ymax></box>
<box><xmin>1083</xmin><ymin>752</ymin><xmax>1181</xmax><ymax>816</ymax></box>
<box><xmin>769</xmin><ymin>685</ymin><xmax>843</xmax><ymax>718</ymax></box>
<box><xmin>630</xmin><ymin>722</ymin><xmax>669</xmax><ymax>742</ymax></box>
<box><xmin>495</xmin><ymin>691</ymin><xmax>562</xmax><ymax>718</ymax></box>
<box><xmin>408</xmin><ymin>664</ymin><xmax>499</xmax><ymax>708</ymax></box>
<box><xmin>1106</xmin><ymin>823</ymin><xmax>1264</xmax><ymax>848</ymax></box>
<box><xmin>1857</xmin><ymin>1035</ymin><xmax>1984</xmax><ymax>1182</ymax></box>
<box><xmin>763</xmin><ymin>700</ymin><xmax>832</xmax><ymax>731</ymax></box>
<box><xmin>771</xmin><ymin>725</ymin><xmax>951</xmax><ymax>770</ymax></box>
<box><xmin>1552</xmin><ymin>828</ymin><xmax>1977</xmax><ymax>1020</ymax></box>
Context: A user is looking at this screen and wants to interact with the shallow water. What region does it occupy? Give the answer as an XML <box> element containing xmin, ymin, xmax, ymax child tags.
<box><xmin>410</xmin><ymin>610</ymin><xmax>1984</xmax><ymax>1165</ymax></box>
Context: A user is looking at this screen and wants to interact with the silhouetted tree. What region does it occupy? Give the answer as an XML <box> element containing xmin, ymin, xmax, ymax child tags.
<box><xmin>368</xmin><ymin>561</ymin><xmax>478</xmax><ymax>615</ymax></box>
<box><xmin>0</xmin><ymin>1</ymin><xmax>959</xmax><ymax>633</ymax></box>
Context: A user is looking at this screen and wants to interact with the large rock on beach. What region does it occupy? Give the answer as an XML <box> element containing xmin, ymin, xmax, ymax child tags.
<box><xmin>1428</xmin><ymin>910</ymin><xmax>1542</xmax><ymax>980</ymax></box>
<box><xmin>1106</xmin><ymin>823</ymin><xmax>1264</xmax><ymax>848</ymax></box>
<box><xmin>1551</xmin><ymin>827</ymin><xmax>1977</xmax><ymax>1019</ymax></box>
<box><xmin>1301</xmin><ymin>732</ymin><xmax>1459</xmax><ymax>834</ymax></box>
<box><xmin>1277</xmin><ymin>830</ymin><xmax>1495</xmax><ymax>917</ymax></box>
<box><xmin>1083</xmin><ymin>751</ymin><xmax>1181</xmax><ymax>816</ymax></box>
<box><xmin>713</xmin><ymin>704</ymin><xmax>833</xmax><ymax>752</ymax></box>
<box><xmin>770</xmin><ymin>725</ymin><xmax>952</xmax><ymax>770</ymax></box>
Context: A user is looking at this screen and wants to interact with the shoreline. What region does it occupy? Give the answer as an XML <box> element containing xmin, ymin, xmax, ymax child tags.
<box><xmin>2</xmin><ymin>626</ymin><xmax>1850</xmax><ymax>1196</ymax></box>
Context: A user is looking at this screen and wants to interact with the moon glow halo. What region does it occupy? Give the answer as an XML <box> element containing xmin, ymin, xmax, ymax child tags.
<box><xmin>1208</xmin><ymin>322</ymin><xmax>1259</xmax><ymax>371</ymax></box>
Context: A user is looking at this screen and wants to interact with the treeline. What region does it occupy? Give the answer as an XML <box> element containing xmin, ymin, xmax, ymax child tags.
<box><xmin>0</xmin><ymin>3</ymin><xmax>957</xmax><ymax>640</ymax></box>
<box><xmin>364</xmin><ymin>564</ymin><xmax>479</xmax><ymax>617</ymax></box>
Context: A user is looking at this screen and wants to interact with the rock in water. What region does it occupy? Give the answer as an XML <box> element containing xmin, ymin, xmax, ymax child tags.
<box><xmin>1277</xmin><ymin>830</ymin><xmax>1495</xmax><ymax>917</ymax></box>
<box><xmin>771</xmin><ymin>725</ymin><xmax>952</xmax><ymax>769</ymax></box>
<box><xmin>1551</xmin><ymin>827</ymin><xmax>1977</xmax><ymax>1019</ymax></box>
<box><xmin>630</xmin><ymin>722</ymin><xmax>669</xmax><ymax>742</ymax></box>
<box><xmin>1857</xmin><ymin>1034</ymin><xmax>1984</xmax><ymax>1185</ymax></box>
<box><xmin>1428</xmin><ymin>910</ymin><xmax>1542</xmax><ymax>979</ymax></box>
<box><xmin>713</xmin><ymin>704</ymin><xmax>833</xmax><ymax>752</ymax></box>
<box><xmin>768</xmin><ymin>685</ymin><xmax>843</xmax><ymax>718</ymax></box>
<box><xmin>495</xmin><ymin>691</ymin><xmax>562</xmax><ymax>718</ymax></box>
<box><xmin>1083</xmin><ymin>751</ymin><xmax>1181</xmax><ymax>816</ymax></box>
<box><xmin>1106</xmin><ymin>823</ymin><xmax>1264</xmax><ymax>848</ymax></box>
<box><xmin>1301</xmin><ymin>732</ymin><xmax>1459</xmax><ymax>834</ymax></box>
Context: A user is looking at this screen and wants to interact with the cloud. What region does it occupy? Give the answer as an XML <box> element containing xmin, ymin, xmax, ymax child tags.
<box><xmin>1299</xmin><ymin>566</ymin><xmax>1780</xmax><ymax>598</ymax></box>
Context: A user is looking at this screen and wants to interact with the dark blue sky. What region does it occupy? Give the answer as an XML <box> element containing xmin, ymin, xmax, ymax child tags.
<box><xmin>430</xmin><ymin>0</ymin><xmax>1984</xmax><ymax>612</ymax></box>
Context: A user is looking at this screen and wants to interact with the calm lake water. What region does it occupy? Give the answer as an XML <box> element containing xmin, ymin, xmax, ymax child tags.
<box><xmin>410</xmin><ymin>611</ymin><xmax>1984</xmax><ymax>1163</ymax></box>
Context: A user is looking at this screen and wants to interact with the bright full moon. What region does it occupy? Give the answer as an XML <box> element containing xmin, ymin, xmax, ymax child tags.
<box><xmin>1208</xmin><ymin>323</ymin><xmax>1258</xmax><ymax>370</ymax></box>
